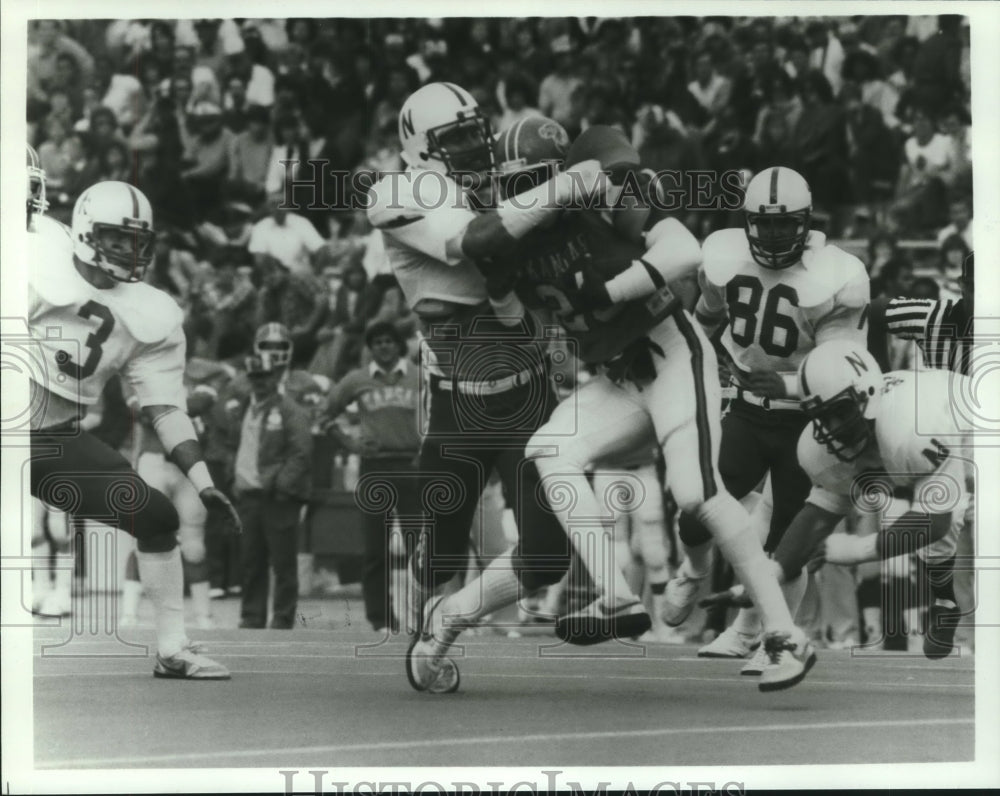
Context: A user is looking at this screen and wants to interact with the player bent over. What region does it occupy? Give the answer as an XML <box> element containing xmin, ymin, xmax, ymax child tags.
<box><xmin>702</xmin><ymin>339</ymin><xmax>972</xmax><ymax>659</ymax></box>
<box><xmin>28</xmin><ymin>181</ymin><xmax>241</xmax><ymax>678</ymax></box>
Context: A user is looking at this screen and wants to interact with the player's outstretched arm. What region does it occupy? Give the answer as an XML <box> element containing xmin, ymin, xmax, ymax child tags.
<box><xmin>461</xmin><ymin>159</ymin><xmax>608</xmax><ymax>260</ymax></box>
<box><xmin>142</xmin><ymin>404</ymin><xmax>242</xmax><ymax>535</ymax></box>
<box><xmin>588</xmin><ymin>218</ymin><xmax>702</xmax><ymax>306</ymax></box>
<box><xmin>770</xmin><ymin>501</ymin><xmax>845</xmax><ymax>581</ymax></box>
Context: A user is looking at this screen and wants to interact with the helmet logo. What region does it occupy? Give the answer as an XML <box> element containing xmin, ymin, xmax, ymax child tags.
<box><xmin>537</xmin><ymin>121</ymin><xmax>569</xmax><ymax>151</ymax></box>
<box><xmin>401</xmin><ymin>110</ymin><xmax>415</xmax><ymax>140</ymax></box>
<box><xmin>845</xmin><ymin>352</ymin><xmax>870</xmax><ymax>377</ymax></box>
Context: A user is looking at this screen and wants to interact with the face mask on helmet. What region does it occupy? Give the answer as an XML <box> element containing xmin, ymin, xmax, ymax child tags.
<box><xmin>27</xmin><ymin>145</ymin><xmax>47</xmax><ymax>229</ymax></box>
<box><xmin>425</xmin><ymin>110</ymin><xmax>495</xmax><ymax>176</ymax></box>
<box><xmin>254</xmin><ymin>324</ymin><xmax>293</xmax><ymax>367</ymax></box>
<box><xmin>745</xmin><ymin>209</ymin><xmax>810</xmax><ymax>269</ymax></box>
<box><xmin>89</xmin><ymin>222</ymin><xmax>156</xmax><ymax>281</ymax></box>
<box><xmin>802</xmin><ymin>386</ymin><xmax>875</xmax><ymax>462</ymax></box>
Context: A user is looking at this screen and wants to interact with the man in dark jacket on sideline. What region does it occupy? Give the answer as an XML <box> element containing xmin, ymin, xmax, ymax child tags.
<box><xmin>227</xmin><ymin>352</ymin><xmax>314</xmax><ymax>629</ymax></box>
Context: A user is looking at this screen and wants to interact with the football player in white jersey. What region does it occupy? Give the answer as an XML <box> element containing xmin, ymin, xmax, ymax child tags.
<box><xmin>703</xmin><ymin>339</ymin><xmax>972</xmax><ymax>659</ymax></box>
<box><xmin>367</xmin><ymin>84</ymin><xmax>616</xmax><ymax>695</ymax></box>
<box><xmin>408</xmin><ymin>121</ymin><xmax>817</xmax><ymax>694</ymax></box>
<box><xmin>28</xmin><ymin>180</ymin><xmax>241</xmax><ymax>679</ymax></box>
<box><xmin>666</xmin><ymin>167</ymin><xmax>870</xmax><ymax>669</ymax></box>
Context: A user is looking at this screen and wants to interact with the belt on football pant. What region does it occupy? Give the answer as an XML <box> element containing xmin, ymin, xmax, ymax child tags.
<box><xmin>732</xmin><ymin>387</ymin><xmax>802</xmax><ymax>412</ymax></box>
<box><xmin>430</xmin><ymin>366</ymin><xmax>544</xmax><ymax>396</ymax></box>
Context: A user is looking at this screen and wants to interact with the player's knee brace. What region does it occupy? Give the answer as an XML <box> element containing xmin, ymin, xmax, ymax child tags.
<box><xmin>694</xmin><ymin>492</ymin><xmax>750</xmax><ymax>546</ymax></box>
<box><xmin>677</xmin><ymin>511</ymin><xmax>713</xmax><ymax>548</ymax></box>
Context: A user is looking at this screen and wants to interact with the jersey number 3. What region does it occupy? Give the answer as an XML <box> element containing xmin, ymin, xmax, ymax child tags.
<box><xmin>57</xmin><ymin>300</ymin><xmax>115</xmax><ymax>380</ymax></box>
<box><xmin>726</xmin><ymin>276</ymin><xmax>799</xmax><ymax>357</ymax></box>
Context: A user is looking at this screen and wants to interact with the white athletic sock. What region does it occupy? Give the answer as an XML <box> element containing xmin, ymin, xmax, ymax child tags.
<box><xmin>681</xmin><ymin>540</ymin><xmax>713</xmax><ymax>579</ymax></box>
<box><xmin>190</xmin><ymin>581</ymin><xmax>211</xmax><ymax>622</ymax></box>
<box><xmin>732</xmin><ymin>606</ymin><xmax>761</xmax><ymax>636</ymax></box>
<box><xmin>431</xmin><ymin>551</ymin><xmax>521</xmax><ymax>657</ymax></box>
<box><xmin>121</xmin><ymin>578</ymin><xmax>143</xmax><ymax>619</ymax></box>
<box><xmin>698</xmin><ymin>494</ymin><xmax>794</xmax><ymax>635</ymax></box>
<box><xmin>136</xmin><ymin>547</ymin><xmax>186</xmax><ymax>657</ymax></box>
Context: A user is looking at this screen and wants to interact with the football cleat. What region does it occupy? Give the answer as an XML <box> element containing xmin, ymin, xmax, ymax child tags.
<box><xmin>698</xmin><ymin>625</ymin><xmax>760</xmax><ymax>658</ymax></box>
<box><xmin>661</xmin><ymin>570</ymin><xmax>705</xmax><ymax>627</ymax></box>
<box><xmin>822</xmin><ymin>533</ymin><xmax>878</xmax><ymax>566</ymax></box>
<box><xmin>153</xmin><ymin>642</ymin><xmax>230</xmax><ymax>680</ymax></box>
<box><xmin>405</xmin><ymin>596</ymin><xmax>460</xmax><ymax>694</ymax></box>
<box><xmin>698</xmin><ymin>583</ymin><xmax>753</xmax><ymax>610</ymax></box>
<box><xmin>555</xmin><ymin>597</ymin><xmax>652</xmax><ymax>645</ymax></box>
<box><xmin>757</xmin><ymin>629</ymin><xmax>816</xmax><ymax>692</ymax></box>
<box><xmin>639</xmin><ymin>622</ymin><xmax>687</xmax><ymax>645</ymax></box>
<box><xmin>740</xmin><ymin>643</ymin><xmax>770</xmax><ymax>676</ymax></box>
<box><xmin>924</xmin><ymin>602</ymin><xmax>961</xmax><ymax>660</ymax></box>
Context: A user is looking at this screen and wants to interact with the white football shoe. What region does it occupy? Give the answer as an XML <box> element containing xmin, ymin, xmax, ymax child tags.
<box><xmin>740</xmin><ymin>643</ymin><xmax>770</xmax><ymax>676</ymax></box>
<box><xmin>661</xmin><ymin>567</ymin><xmax>704</xmax><ymax>627</ymax></box>
<box><xmin>555</xmin><ymin>596</ymin><xmax>652</xmax><ymax>645</ymax></box>
<box><xmin>757</xmin><ymin>628</ymin><xmax>817</xmax><ymax>692</ymax></box>
<box><xmin>405</xmin><ymin>596</ymin><xmax>460</xmax><ymax>694</ymax></box>
<box><xmin>153</xmin><ymin>641</ymin><xmax>230</xmax><ymax>680</ymax></box>
<box><xmin>698</xmin><ymin>625</ymin><xmax>760</xmax><ymax>658</ymax></box>
<box><xmin>34</xmin><ymin>591</ymin><xmax>71</xmax><ymax>618</ymax></box>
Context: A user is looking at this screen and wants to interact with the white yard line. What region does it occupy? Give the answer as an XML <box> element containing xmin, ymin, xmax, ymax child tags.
<box><xmin>37</xmin><ymin>717</ymin><xmax>974</xmax><ymax>769</ymax></box>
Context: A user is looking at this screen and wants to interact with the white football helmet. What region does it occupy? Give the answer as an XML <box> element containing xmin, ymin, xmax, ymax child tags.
<box><xmin>72</xmin><ymin>181</ymin><xmax>155</xmax><ymax>283</ymax></box>
<box><xmin>254</xmin><ymin>322</ymin><xmax>293</xmax><ymax>368</ymax></box>
<box><xmin>743</xmin><ymin>166</ymin><xmax>812</xmax><ymax>269</ymax></box>
<box><xmin>398</xmin><ymin>82</ymin><xmax>495</xmax><ymax>176</ymax></box>
<box><xmin>798</xmin><ymin>340</ymin><xmax>883</xmax><ymax>462</ymax></box>
<box><xmin>27</xmin><ymin>143</ymin><xmax>48</xmax><ymax>230</ymax></box>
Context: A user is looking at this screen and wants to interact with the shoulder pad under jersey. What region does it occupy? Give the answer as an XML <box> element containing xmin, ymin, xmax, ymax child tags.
<box><xmin>110</xmin><ymin>281</ymin><xmax>185</xmax><ymax>344</ymax></box>
<box><xmin>700</xmin><ymin>228</ymin><xmax>753</xmax><ymax>287</ymax></box>
<box><xmin>797</xmin><ymin>239</ymin><xmax>869</xmax><ymax>308</ymax></box>
<box><xmin>367</xmin><ymin>169</ymin><xmax>466</xmax><ymax>231</ymax></box>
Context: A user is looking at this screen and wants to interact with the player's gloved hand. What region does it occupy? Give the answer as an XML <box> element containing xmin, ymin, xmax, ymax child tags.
<box><xmin>575</xmin><ymin>262</ymin><xmax>613</xmax><ymax>308</ymax></box>
<box><xmin>739</xmin><ymin>369</ymin><xmax>787</xmax><ymax>399</ymax></box>
<box><xmin>200</xmin><ymin>487</ymin><xmax>242</xmax><ymax>535</ymax></box>
<box><xmin>558</xmin><ymin>159</ymin><xmax>609</xmax><ymax>207</ymax></box>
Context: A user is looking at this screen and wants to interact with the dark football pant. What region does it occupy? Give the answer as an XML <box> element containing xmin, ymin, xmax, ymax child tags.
<box><xmin>678</xmin><ymin>402</ymin><xmax>812</xmax><ymax>554</ymax></box>
<box><xmin>30</xmin><ymin>426</ymin><xmax>180</xmax><ymax>552</ymax></box>
<box><xmin>415</xmin><ymin>376</ymin><xmax>571</xmax><ymax>592</ymax></box>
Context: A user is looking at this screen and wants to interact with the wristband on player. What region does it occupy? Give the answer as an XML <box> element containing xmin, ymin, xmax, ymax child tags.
<box><xmin>186</xmin><ymin>461</ymin><xmax>215</xmax><ymax>493</ymax></box>
<box><xmin>489</xmin><ymin>291</ymin><xmax>526</xmax><ymax>325</ymax></box>
<box><xmin>605</xmin><ymin>259</ymin><xmax>663</xmax><ymax>303</ymax></box>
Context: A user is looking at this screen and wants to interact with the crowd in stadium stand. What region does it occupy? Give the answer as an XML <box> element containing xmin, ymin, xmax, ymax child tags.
<box><xmin>27</xmin><ymin>15</ymin><xmax>973</xmax><ymax>647</ymax></box>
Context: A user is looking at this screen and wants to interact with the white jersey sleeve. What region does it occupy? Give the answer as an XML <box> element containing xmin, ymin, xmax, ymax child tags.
<box><xmin>805</xmin><ymin>253</ymin><xmax>870</xmax><ymax>346</ymax></box>
<box><xmin>368</xmin><ymin>170</ymin><xmax>477</xmax><ymax>266</ymax></box>
<box><xmin>694</xmin><ymin>266</ymin><xmax>727</xmax><ymax>329</ymax></box>
<box><xmin>796</xmin><ymin>428</ymin><xmax>857</xmax><ymax>516</ymax></box>
<box><xmin>121</xmin><ymin>321</ymin><xmax>187</xmax><ymax>409</ymax></box>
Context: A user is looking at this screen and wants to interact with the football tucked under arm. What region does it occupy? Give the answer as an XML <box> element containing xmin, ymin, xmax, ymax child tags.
<box><xmin>603</xmin><ymin>218</ymin><xmax>702</xmax><ymax>304</ymax></box>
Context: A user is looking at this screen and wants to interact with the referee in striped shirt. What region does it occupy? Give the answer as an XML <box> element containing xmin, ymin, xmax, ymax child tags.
<box><xmin>883</xmin><ymin>251</ymin><xmax>974</xmax><ymax>656</ymax></box>
<box><xmin>884</xmin><ymin>252</ymin><xmax>974</xmax><ymax>373</ymax></box>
